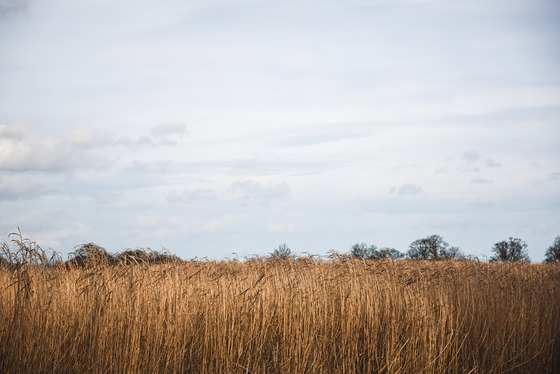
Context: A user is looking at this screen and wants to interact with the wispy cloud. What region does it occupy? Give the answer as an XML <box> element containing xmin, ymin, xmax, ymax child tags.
<box><xmin>468</xmin><ymin>199</ymin><xmax>494</xmax><ymax>209</ymax></box>
<box><xmin>485</xmin><ymin>158</ymin><xmax>501</xmax><ymax>167</ymax></box>
<box><xmin>227</xmin><ymin>180</ymin><xmax>291</xmax><ymax>201</ymax></box>
<box><xmin>548</xmin><ymin>172</ymin><xmax>560</xmax><ymax>181</ymax></box>
<box><xmin>393</xmin><ymin>183</ymin><xmax>424</xmax><ymax>196</ymax></box>
<box><xmin>94</xmin><ymin>191</ymin><xmax>157</xmax><ymax>211</ymax></box>
<box><xmin>193</xmin><ymin>213</ymin><xmax>250</xmax><ymax>234</ymax></box>
<box><xmin>267</xmin><ymin>223</ymin><xmax>296</xmax><ymax>234</ymax></box>
<box><xmin>116</xmin><ymin>123</ymin><xmax>189</xmax><ymax>147</ymax></box>
<box><xmin>461</xmin><ymin>150</ymin><xmax>480</xmax><ymax>163</ymax></box>
<box><xmin>471</xmin><ymin>178</ymin><xmax>493</xmax><ymax>184</ymax></box>
<box><xmin>123</xmin><ymin>160</ymin><xmax>173</xmax><ymax>173</ymax></box>
<box><xmin>0</xmin><ymin>175</ymin><xmax>41</xmax><ymax>200</ymax></box>
<box><xmin>151</xmin><ymin>123</ymin><xmax>189</xmax><ymax>139</ymax></box>
<box><xmin>0</xmin><ymin>0</ymin><xmax>31</xmax><ymax>18</ymax></box>
<box><xmin>167</xmin><ymin>189</ymin><xmax>216</xmax><ymax>205</ymax></box>
<box><xmin>33</xmin><ymin>222</ymin><xmax>90</xmax><ymax>249</ymax></box>
<box><xmin>438</xmin><ymin>150</ymin><xmax>502</xmax><ymax>175</ymax></box>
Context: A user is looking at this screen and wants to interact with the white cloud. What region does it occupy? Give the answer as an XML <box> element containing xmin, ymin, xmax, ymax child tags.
<box><xmin>0</xmin><ymin>122</ymin><xmax>28</xmax><ymax>139</ymax></box>
<box><xmin>0</xmin><ymin>122</ymin><xmax>190</xmax><ymax>173</ymax></box>
<box><xmin>0</xmin><ymin>123</ymin><xmax>110</xmax><ymax>172</ymax></box>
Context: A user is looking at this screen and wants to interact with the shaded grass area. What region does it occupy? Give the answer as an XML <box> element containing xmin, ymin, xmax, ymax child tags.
<box><xmin>0</xmin><ymin>235</ymin><xmax>559</xmax><ymax>373</ymax></box>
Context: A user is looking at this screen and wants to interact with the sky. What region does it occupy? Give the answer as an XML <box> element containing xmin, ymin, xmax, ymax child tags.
<box><xmin>0</xmin><ymin>0</ymin><xmax>559</xmax><ymax>261</ymax></box>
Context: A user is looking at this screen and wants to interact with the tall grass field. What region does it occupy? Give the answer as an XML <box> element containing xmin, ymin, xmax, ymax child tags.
<box><xmin>1</xmin><ymin>235</ymin><xmax>559</xmax><ymax>373</ymax></box>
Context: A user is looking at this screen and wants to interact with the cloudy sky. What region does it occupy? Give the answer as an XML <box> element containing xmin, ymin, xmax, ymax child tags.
<box><xmin>1</xmin><ymin>0</ymin><xmax>559</xmax><ymax>261</ymax></box>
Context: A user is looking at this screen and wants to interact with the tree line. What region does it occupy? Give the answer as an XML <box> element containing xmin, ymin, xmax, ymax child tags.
<box><xmin>1</xmin><ymin>230</ymin><xmax>560</xmax><ymax>268</ymax></box>
<box><xmin>271</xmin><ymin>235</ymin><xmax>560</xmax><ymax>264</ymax></box>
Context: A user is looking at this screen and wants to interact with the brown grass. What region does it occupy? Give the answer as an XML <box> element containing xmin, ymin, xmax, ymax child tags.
<box><xmin>0</xmin><ymin>238</ymin><xmax>559</xmax><ymax>373</ymax></box>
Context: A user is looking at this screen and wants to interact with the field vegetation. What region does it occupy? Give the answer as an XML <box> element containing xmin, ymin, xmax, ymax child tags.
<box><xmin>1</xmin><ymin>232</ymin><xmax>559</xmax><ymax>373</ymax></box>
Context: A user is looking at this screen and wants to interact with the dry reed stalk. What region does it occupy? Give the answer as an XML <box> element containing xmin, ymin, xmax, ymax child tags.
<box><xmin>0</xmin><ymin>254</ymin><xmax>559</xmax><ymax>373</ymax></box>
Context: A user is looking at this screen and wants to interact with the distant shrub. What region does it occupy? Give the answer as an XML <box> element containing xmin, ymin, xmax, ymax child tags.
<box><xmin>64</xmin><ymin>244</ymin><xmax>184</xmax><ymax>268</ymax></box>
<box><xmin>269</xmin><ymin>243</ymin><xmax>294</xmax><ymax>261</ymax></box>
<box><xmin>65</xmin><ymin>243</ymin><xmax>116</xmax><ymax>268</ymax></box>
<box><xmin>116</xmin><ymin>248</ymin><xmax>183</xmax><ymax>265</ymax></box>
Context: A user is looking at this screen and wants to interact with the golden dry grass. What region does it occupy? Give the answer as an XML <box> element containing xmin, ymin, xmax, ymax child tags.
<box><xmin>1</xmin><ymin>252</ymin><xmax>559</xmax><ymax>373</ymax></box>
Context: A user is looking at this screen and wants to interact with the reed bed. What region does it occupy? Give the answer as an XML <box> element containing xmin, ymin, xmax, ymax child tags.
<box><xmin>0</xmin><ymin>250</ymin><xmax>559</xmax><ymax>373</ymax></box>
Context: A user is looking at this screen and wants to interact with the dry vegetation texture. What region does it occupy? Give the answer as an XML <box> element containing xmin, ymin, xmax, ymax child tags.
<box><xmin>1</xmin><ymin>258</ymin><xmax>559</xmax><ymax>373</ymax></box>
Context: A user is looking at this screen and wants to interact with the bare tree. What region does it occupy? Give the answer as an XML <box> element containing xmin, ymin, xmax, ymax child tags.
<box><xmin>350</xmin><ymin>243</ymin><xmax>377</xmax><ymax>259</ymax></box>
<box><xmin>407</xmin><ymin>235</ymin><xmax>463</xmax><ymax>260</ymax></box>
<box><xmin>378</xmin><ymin>247</ymin><xmax>405</xmax><ymax>260</ymax></box>
<box><xmin>544</xmin><ymin>236</ymin><xmax>560</xmax><ymax>263</ymax></box>
<box><xmin>350</xmin><ymin>243</ymin><xmax>404</xmax><ymax>260</ymax></box>
<box><xmin>490</xmin><ymin>237</ymin><xmax>530</xmax><ymax>263</ymax></box>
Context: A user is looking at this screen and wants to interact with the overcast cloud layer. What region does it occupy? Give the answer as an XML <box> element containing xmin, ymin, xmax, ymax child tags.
<box><xmin>1</xmin><ymin>0</ymin><xmax>559</xmax><ymax>260</ymax></box>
